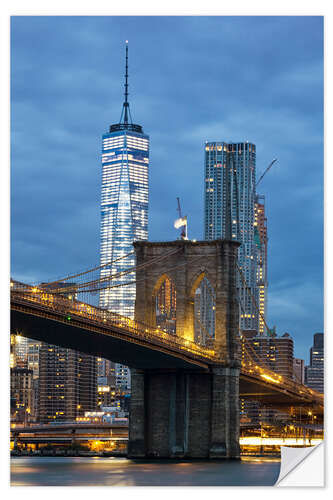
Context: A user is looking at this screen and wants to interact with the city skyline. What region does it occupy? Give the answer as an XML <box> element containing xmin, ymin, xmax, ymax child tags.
<box><xmin>10</xmin><ymin>16</ymin><xmax>323</xmax><ymax>362</ymax></box>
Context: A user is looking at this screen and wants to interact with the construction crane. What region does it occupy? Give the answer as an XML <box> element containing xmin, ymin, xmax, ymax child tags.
<box><xmin>256</xmin><ymin>158</ymin><xmax>278</xmax><ymax>188</ymax></box>
<box><xmin>253</xmin><ymin>158</ymin><xmax>278</xmax><ymax>254</ymax></box>
<box><xmin>174</xmin><ymin>197</ymin><xmax>187</xmax><ymax>240</ymax></box>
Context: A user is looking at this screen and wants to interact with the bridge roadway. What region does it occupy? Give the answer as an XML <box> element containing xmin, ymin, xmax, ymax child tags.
<box><xmin>10</xmin><ymin>424</ymin><xmax>323</xmax><ymax>449</ymax></box>
<box><xmin>11</xmin><ymin>423</ymin><xmax>128</xmax><ymax>444</ymax></box>
<box><xmin>10</xmin><ymin>284</ymin><xmax>324</xmax><ymax>413</ymax></box>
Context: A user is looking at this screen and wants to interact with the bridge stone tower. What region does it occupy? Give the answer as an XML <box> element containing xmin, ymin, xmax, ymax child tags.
<box><xmin>128</xmin><ymin>239</ymin><xmax>241</xmax><ymax>459</ymax></box>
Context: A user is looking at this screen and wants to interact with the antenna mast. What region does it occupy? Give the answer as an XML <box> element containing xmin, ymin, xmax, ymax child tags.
<box><xmin>123</xmin><ymin>41</ymin><xmax>129</xmax><ymax>125</ymax></box>
<box><xmin>119</xmin><ymin>40</ymin><xmax>133</xmax><ymax>126</ymax></box>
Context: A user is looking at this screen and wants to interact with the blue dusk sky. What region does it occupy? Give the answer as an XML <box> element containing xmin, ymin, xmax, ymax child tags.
<box><xmin>10</xmin><ymin>16</ymin><xmax>323</xmax><ymax>362</ymax></box>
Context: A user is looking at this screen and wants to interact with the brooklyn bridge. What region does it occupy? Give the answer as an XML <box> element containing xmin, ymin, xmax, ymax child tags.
<box><xmin>11</xmin><ymin>239</ymin><xmax>323</xmax><ymax>459</ymax></box>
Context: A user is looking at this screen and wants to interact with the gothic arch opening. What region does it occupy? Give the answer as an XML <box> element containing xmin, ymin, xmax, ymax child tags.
<box><xmin>153</xmin><ymin>274</ymin><xmax>176</xmax><ymax>335</ymax></box>
<box><xmin>193</xmin><ymin>275</ymin><xmax>216</xmax><ymax>347</ymax></box>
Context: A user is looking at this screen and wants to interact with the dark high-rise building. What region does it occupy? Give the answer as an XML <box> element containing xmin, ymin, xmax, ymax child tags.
<box><xmin>10</xmin><ymin>367</ymin><xmax>34</xmax><ymax>424</ymax></box>
<box><xmin>38</xmin><ymin>344</ymin><xmax>97</xmax><ymax>423</ymax></box>
<box><xmin>305</xmin><ymin>333</ymin><xmax>324</xmax><ymax>393</ymax></box>
<box><xmin>35</xmin><ymin>282</ymin><xmax>98</xmax><ymax>422</ymax></box>
<box><xmin>293</xmin><ymin>357</ymin><xmax>305</xmax><ymax>384</ymax></box>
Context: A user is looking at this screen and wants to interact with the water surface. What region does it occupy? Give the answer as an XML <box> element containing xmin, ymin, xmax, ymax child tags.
<box><xmin>11</xmin><ymin>456</ymin><xmax>281</xmax><ymax>486</ymax></box>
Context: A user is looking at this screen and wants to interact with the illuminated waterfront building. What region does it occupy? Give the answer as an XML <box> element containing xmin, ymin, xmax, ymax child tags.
<box><xmin>204</xmin><ymin>141</ymin><xmax>259</xmax><ymax>331</ymax></box>
<box><xmin>97</xmin><ymin>358</ymin><xmax>115</xmax><ymax>379</ymax></box>
<box><xmin>10</xmin><ymin>334</ymin><xmax>29</xmax><ymax>369</ymax></box>
<box><xmin>97</xmin><ymin>376</ymin><xmax>116</xmax><ymax>408</ymax></box>
<box><xmin>99</xmin><ymin>43</ymin><xmax>149</xmax><ymax>390</ymax></box>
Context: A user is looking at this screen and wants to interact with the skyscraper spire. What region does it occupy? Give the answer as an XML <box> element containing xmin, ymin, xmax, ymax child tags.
<box><xmin>110</xmin><ymin>42</ymin><xmax>143</xmax><ymax>134</ymax></box>
<box><xmin>123</xmin><ymin>40</ymin><xmax>129</xmax><ymax>124</ymax></box>
<box><xmin>120</xmin><ymin>40</ymin><xmax>132</xmax><ymax>127</ymax></box>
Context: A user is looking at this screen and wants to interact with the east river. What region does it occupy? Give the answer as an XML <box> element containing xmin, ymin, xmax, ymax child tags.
<box><xmin>11</xmin><ymin>456</ymin><xmax>281</xmax><ymax>486</ymax></box>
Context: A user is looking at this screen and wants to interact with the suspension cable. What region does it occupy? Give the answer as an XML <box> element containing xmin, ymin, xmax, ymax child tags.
<box><xmin>43</xmin><ymin>251</ymin><xmax>136</xmax><ymax>286</ymax></box>
<box><xmin>38</xmin><ymin>247</ymin><xmax>183</xmax><ymax>294</ymax></box>
<box><xmin>236</xmin><ymin>264</ymin><xmax>304</xmax><ymax>383</ymax></box>
<box><xmin>68</xmin><ymin>254</ymin><xmax>206</xmax><ymax>294</ymax></box>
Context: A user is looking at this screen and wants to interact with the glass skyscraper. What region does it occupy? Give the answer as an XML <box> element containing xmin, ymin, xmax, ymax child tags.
<box><xmin>204</xmin><ymin>141</ymin><xmax>259</xmax><ymax>332</ymax></box>
<box><xmin>99</xmin><ymin>42</ymin><xmax>149</xmax><ymax>318</ymax></box>
<box><xmin>99</xmin><ymin>43</ymin><xmax>149</xmax><ymax>391</ymax></box>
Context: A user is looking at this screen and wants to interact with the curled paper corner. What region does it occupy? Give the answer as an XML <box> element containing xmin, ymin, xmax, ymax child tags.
<box><xmin>275</xmin><ymin>441</ymin><xmax>324</xmax><ymax>487</ymax></box>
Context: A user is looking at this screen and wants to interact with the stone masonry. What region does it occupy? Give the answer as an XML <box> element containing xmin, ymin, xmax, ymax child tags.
<box><xmin>128</xmin><ymin>239</ymin><xmax>241</xmax><ymax>459</ymax></box>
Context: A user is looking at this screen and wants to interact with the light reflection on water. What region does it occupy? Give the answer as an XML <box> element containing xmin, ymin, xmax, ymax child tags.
<box><xmin>11</xmin><ymin>456</ymin><xmax>281</xmax><ymax>487</ymax></box>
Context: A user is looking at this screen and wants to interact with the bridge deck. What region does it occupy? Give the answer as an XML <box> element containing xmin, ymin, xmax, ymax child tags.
<box><xmin>10</xmin><ymin>286</ymin><xmax>323</xmax><ymax>410</ymax></box>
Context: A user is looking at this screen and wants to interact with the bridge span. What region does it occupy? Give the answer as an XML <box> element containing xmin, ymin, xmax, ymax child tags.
<box><xmin>11</xmin><ymin>281</ymin><xmax>323</xmax><ymax>409</ymax></box>
<box><xmin>11</xmin><ymin>239</ymin><xmax>323</xmax><ymax>459</ymax></box>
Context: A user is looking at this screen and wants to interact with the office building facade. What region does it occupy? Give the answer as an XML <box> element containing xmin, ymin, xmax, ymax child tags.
<box><xmin>99</xmin><ymin>43</ymin><xmax>149</xmax><ymax>390</ymax></box>
<box><xmin>204</xmin><ymin>141</ymin><xmax>259</xmax><ymax>331</ymax></box>
<box><xmin>38</xmin><ymin>344</ymin><xmax>97</xmax><ymax>423</ymax></box>
<box><xmin>99</xmin><ymin>43</ymin><xmax>149</xmax><ymax>317</ymax></box>
<box><xmin>10</xmin><ymin>367</ymin><xmax>34</xmax><ymax>424</ymax></box>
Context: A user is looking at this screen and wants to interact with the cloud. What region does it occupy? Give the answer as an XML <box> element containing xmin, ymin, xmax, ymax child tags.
<box><xmin>10</xmin><ymin>16</ymin><xmax>323</xmax><ymax>359</ymax></box>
